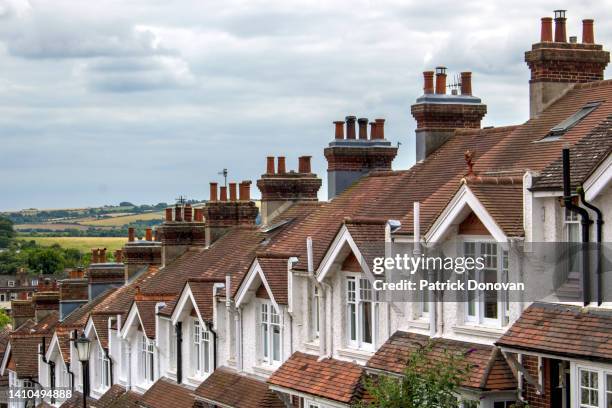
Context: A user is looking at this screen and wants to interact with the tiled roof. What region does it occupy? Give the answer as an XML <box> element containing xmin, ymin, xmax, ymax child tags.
<box><xmin>268</xmin><ymin>352</ymin><xmax>365</xmax><ymax>404</ymax></box>
<box><xmin>139</xmin><ymin>377</ymin><xmax>195</xmax><ymax>408</ymax></box>
<box><xmin>8</xmin><ymin>311</ymin><xmax>59</xmax><ymax>378</ymax></box>
<box><xmin>135</xmin><ymin>300</ymin><xmax>159</xmax><ymax>339</ymax></box>
<box><xmin>496</xmin><ymin>302</ymin><xmax>612</xmax><ymax>363</ymax></box>
<box><xmin>465</xmin><ymin>180</ymin><xmax>524</xmax><ymax>237</ymax></box>
<box><xmin>344</xmin><ymin>218</ymin><xmax>386</xmax><ymax>270</ymax></box>
<box><xmin>185</xmin><ymin>279</ymin><xmax>223</xmax><ymax>322</ymax></box>
<box><xmin>195</xmin><ymin>367</ymin><xmax>285</xmax><ymax>408</ymax></box>
<box><xmin>532</xmin><ymin>115</ymin><xmax>612</xmax><ymax>190</ymax></box>
<box><xmin>60</xmin><ymin>288</ymin><xmax>118</xmax><ymax>330</ymax></box>
<box><xmin>367</xmin><ymin>331</ymin><xmax>516</xmax><ymax>391</ymax></box>
<box><xmin>91</xmin><ymin>384</ymin><xmax>126</xmax><ymax>408</ymax></box>
<box><xmin>258</xmin><ymin>257</ymin><xmax>289</xmax><ymax>305</ymax></box>
<box><xmin>90</xmin><ymin>314</ymin><xmax>112</xmax><ymax>349</ymax></box>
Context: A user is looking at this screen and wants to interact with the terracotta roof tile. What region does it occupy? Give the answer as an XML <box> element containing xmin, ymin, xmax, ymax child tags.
<box><xmin>258</xmin><ymin>257</ymin><xmax>289</xmax><ymax>305</ymax></box>
<box><xmin>186</xmin><ymin>279</ymin><xmax>222</xmax><ymax>322</ymax></box>
<box><xmin>496</xmin><ymin>302</ymin><xmax>612</xmax><ymax>363</ymax></box>
<box><xmin>135</xmin><ymin>301</ymin><xmax>159</xmax><ymax>339</ymax></box>
<box><xmin>91</xmin><ymin>384</ymin><xmax>126</xmax><ymax>408</ymax></box>
<box><xmin>268</xmin><ymin>352</ymin><xmax>365</xmax><ymax>403</ymax></box>
<box><xmin>139</xmin><ymin>377</ymin><xmax>195</xmax><ymax>408</ymax></box>
<box><xmin>367</xmin><ymin>331</ymin><xmax>516</xmax><ymax>391</ymax></box>
<box><xmin>9</xmin><ymin>311</ymin><xmax>59</xmax><ymax>378</ymax></box>
<box><xmin>195</xmin><ymin>367</ymin><xmax>285</xmax><ymax>408</ymax></box>
<box><xmin>59</xmin><ymin>391</ymin><xmax>95</xmax><ymax>408</ymax></box>
<box><xmin>466</xmin><ymin>181</ymin><xmax>524</xmax><ymax>237</ymax></box>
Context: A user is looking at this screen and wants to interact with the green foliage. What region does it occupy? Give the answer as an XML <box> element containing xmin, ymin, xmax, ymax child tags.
<box><xmin>26</xmin><ymin>247</ymin><xmax>66</xmax><ymax>275</ymax></box>
<box><xmin>0</xmin><ymin>309</ymin><xmax>11</xmax><ymax>329</ymax></box>
<box><xmin>355</xmin><ymin>343</ymin><xmax>471</xmax><ymax>408</ymax></box>
<box><xmin>0</xmin><ymin>216</ymin><xmax>16</xmax><ymax>248</ymax></box>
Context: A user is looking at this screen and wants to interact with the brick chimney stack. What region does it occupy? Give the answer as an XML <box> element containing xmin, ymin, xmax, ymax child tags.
<box><xmin>324</xmin><ymin>115</ymin><xmax>397</xmax><ymax>198</ymax></box>
<box><xmin>155</xmin><ymin>198</ymin><xmax>205</xmax><ymax>266</ymax></box>
<box><xmin>411</xmin><ymin>67</ymin><xmax>486</xmax><ymax>161</ymax></box>
<box><xmin>525</xmin><ymin>11</ymin><xmax>609</xmax><ymax>118</ymax></box>
<box><xmin>204</xmin><ymin>181</ymin><xmax>258</xmax><ymax>244</ymax></box>
<box><xmin>257</xmin><ymin>156</ymin><xmax>321</xmax><ymax>225</ymax></box>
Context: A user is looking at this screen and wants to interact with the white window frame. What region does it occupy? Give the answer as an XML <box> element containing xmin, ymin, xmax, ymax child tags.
<box><xmin>120</xmin><ymin>340</ymin><xmax>129</xmax><ymax>381</ymax></box>
<box><xmin>259</xmin><ymin>301</ymin><xmax>282</xmax><ymax>366</ymax></box>
<box><xmin>96</xmin><ymin>346</ymin><xmax>110</xmax><ymax>391</ymax></box>
<box><xmin>192</xmin><ymin>318</ymin><xmax>212</xmax><ymax>377</ymax></box>
<box><xmin>346</xmin><ymin>274</ymin><xmax>375</xmax><ymax>351</ymax></box>
<box><xmin>140</xmin><ymin>335</ymin><xmax>155</xmax><ymax>384</ymax></box>
<box><xmin>169</xmin><ymin>324</ymin><xmax>177</xmax><ymax>372</ymax></box>
<box><xmin>312</xmin><ymin>285</ymin><xmax>320</xmax><ymax>339</ymax></box>
<box><xmin>7</xmin><ymin>281</ymin><xmax>14</xmax><ymax>287</ymax></box>
<box><xmin>574</xmin><ymin>365</ymin><xmax>612</xmax><ymax>408</ymax></box>
<box><xmin>462</xmin><ymin>238</ymin><xmax>508</xmax><ymax>328</ymax></box>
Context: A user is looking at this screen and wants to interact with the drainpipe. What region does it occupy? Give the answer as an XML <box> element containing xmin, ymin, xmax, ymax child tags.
<box><xmin>562</xmin><ymin>148</ymin><xmax>591</xmax><ymax>306</ymax></box>
<box><xmin>578</xmin><ymin>186</ymin><xmax>603</xmax><ymax>305</ymax></box>
<box><xmin>206</xmin><ymin>322</ymin><xmax>218</xmax><ymax>370</ymax></box>
<box><xmin>308</xmin><ymin>237</ymin><xmax>325</xmax><ymax>359</ymax></box>
<box><xmin>175</xmin><ymin>322</ymin><xmax>182</xmax><ymax>384</ymax></box>
<box><xmin>40</xmin><ymin>338</ymin><xmax>56</xmax><ymax>405</ymax></box>
<box><xmin>104</xmin><ymin>347</ymin><xmax>113</xmax><ymax>386</ymax></box>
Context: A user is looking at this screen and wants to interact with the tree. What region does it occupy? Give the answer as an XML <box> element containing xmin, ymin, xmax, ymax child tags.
<box><xmin>0</xmin><ymin>309</ymin><xmax>10</xmax><ymax>330</ymax></box>
<box><xmin>0</xmin><ymin>216</ymin><xmax>16</xmax><ymax>248</ymax></box>
<box><xmin>356</xmin><ymin>343</ymin><xmax>471</xmax><ymax>408</ymax></box>
<box><xmin>26</xmin><ymin>247</ymin><xmax>65</xmax><ymax>275</ymax></box>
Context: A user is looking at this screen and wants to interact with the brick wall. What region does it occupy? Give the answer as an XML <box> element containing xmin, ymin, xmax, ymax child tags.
<box><xmin>411</xmin><ymin>103</ymin><xmax>487</xmax><ymax>130</ymax></box>
<box><xmin>324</xmin><ymin>146</ymin><xmax>397</xmax><ymax>172</ymax></box>
<box><xmin>521</xmin><ymin>355</ymin><xmax>552</xmax><ymax>408</ymax></box>
<box><xmin>525</xmin><ymin>42</ymin><xmax>609</xmax><ymax>83</ymax></box>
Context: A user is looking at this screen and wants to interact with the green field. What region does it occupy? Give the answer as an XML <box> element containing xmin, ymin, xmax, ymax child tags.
<box><xmin>78</xmin><ymin>211</ymin><xmax>164</xmax><ymax>227</ymax></box>
<box><xmin>28</xmin><ymin>237</ymin><xmax>128</xmax><ymax>252</ymax></box>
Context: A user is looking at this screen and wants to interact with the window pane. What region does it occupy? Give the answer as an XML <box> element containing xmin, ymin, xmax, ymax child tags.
<box><xmin>361</xmin><ymin>301</ymin><xmax>372</xmax><ymax>344</ymax></box>
<box><xmin>467</xmin><ymin>268</ymin><xmax>476</xmax><ymax>317</ymax></box>
<box><xmin>272</xmin><ymin>326</ymin><xmax>281</xmax><ymax>362</ymax></box>
<box><xmin>349</xmin><ymin>304</ymin><xmax>356</xmax><ymax>341</ymax></box>
<box><xmin>262</xmin><ymin>324</ymin><xmax>269</xmax><ymax>359</ymax></box>
<box><xmin>203</xmin><ymin>339</ymin><xmax>210</xmax><ymax>373</ymax></box>
<box><xmin>484</xmin><ymin>269</ymin><xmax>498</xmax><ymax>319</ymax></box>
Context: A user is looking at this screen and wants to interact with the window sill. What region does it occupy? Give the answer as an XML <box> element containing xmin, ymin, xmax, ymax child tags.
<box><xmin>253</xmin><ymin>364</ymin><xmax>278</xmax><ymax>377</ymax></box>
<box><xmin>453</xmin><ymin>324</ymin><xmax>504</xmax><ymax>340</ymax></box>
<box><xmin>408</xmin><ymin>319</ymin><xmax>430</xmax><ymax>330</ymax></box>
<box><xmin>337</xmin><ymin>347</ymin><xmax>374</xmax><ymax>362</ymax></box>
<box><xmin>304</xmin><ymin>340</ymin><xmax>320</xmax><ymax>352</ymax></box>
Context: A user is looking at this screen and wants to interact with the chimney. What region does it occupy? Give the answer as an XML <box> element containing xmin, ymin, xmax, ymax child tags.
<box><xmin>114</xmin><ymin>249</ymin><xmax>123</xmax><ymax>263</ymax></box>
<box><xmin>88</xmin><ymin>256</ymin><xmax>125</xmax><ymax>300</ymax></box>
<box><xmin>460</xmin><ymin>72</ymin><xmax>472</xmax><ymax>96</ymax></box>
<box><xmin>174</xmin><ymin>204</ymin><xmax>183</xmax><ymax>222</ymax></box>
<box><xmin>257</xmin><ymin>156</ymin><xmax>321</xmax><ymax>224</ymax></box>
<box><xmin>435</xmin><ymin>66</ymin><xmax>447</xmax><ymax>94</ymax></box>
<box><xmin>423</xmin><ymin>71</ymin><xmax>434</xmax><ymax>94</ymax></box>
<box><xmin>411</xmin><ymin>67</ymin><xmax>486</xmax><ymax>161</ymax></box>
<box><xmin>183</xmin><ymin>204</ymin><xmax>193</xmax><ymax>222</ymax></box>
<box><xmin>583</xmin><ymin>19</ymin><xmax>594</xmax><ymax>44</ymax></box>
<box><xmin>325</xmin><ymin>116</ymin><xmax>397</xmax><ymax>198</ymax></box>
<box><xmin>99</xmin><ymin>248</ymin><xmax>107</xmax><ymax>263</ymax></box>
<box><xmin>128</xmin><ymin>227</ymin><xmax>135</xmax><ymax>242</ymax></box>
<box><xmin>59</xmin><ymin>272</ymin><xmax>87</xmax><ymax>320</ymax></box>
<box><xmin>526</xmin><ymin>12</ymin><xmax>609</xmax><ymax>118</ymax></box>
<box><xmin>220</xmin><ymin>186</ymin><xmax>227</xmax><ymax>201</ymax></box>
<box><xmin>194</xmin><ymin>208</ymin><xmax>203</xmax><ymax>221</ymax></box>
<box><xmin>358</xmin><ymin>118</ymin><xmax>368</xmax><ymax>139</ymax></box>
<box><xmin>554</xmin><ymin>10</ymin><xmax>567</xmax><ymax>43</ymax></box>
<box><xmin>91</xmin><ymin>248</ymin><xmax>99</xmax><ymax>263</ymax></box>
<box><xmin>229</xmin><ymin>183</ymin><xmax>237</xmax><ymax>201</ymax></box>
<box><xmin>145</xmin><ymin>228</ymin><xmax>153</xmax><ymax>241</ymax></box>
<box><xmin>165</xmin><ymin>208</ymin><xmax>173</xmax><ymax>222</ymax></box>
<box><xmin>210</xmin><ymin>182</ymin><xmax>218</xmax><ymax>202</ymax></box>
<box><xmin>266</xmin><ymin>156</ymin><xmax>275</xmax><ymax>174</ymax></box>
<box><xmin>277</xmin><ymin>157</ymin><xmax>286</xmax><ymax>174</ymax></box>
<box><xmin>541</xmin><ymin>17</ymin><xmax>553</xmax><ymax>42</ymax></box>
<box><xmin>334</xmin><ymin>121</ymin><xmax>345</xmax><ymax>139</ymax></box>
<box><xmin>239</xmin><ymin>181</ymin><xmax>251</xmax><ymax>201</ymax></box>
<box><xmin>345</xmin><ymin>116</ymin><xmax>356</xmax><ymax>139</ymax></box>
<box><xmin>298</xmin><ymin>156</ymin><xmax>311</xmax><ymax>173</ymax></box>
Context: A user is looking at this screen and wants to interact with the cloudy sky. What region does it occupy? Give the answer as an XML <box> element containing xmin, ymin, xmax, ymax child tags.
<box><xmin>0</xmin><ymin>0</ymin><xmax>609</xmax><ymax>210</ymax></box>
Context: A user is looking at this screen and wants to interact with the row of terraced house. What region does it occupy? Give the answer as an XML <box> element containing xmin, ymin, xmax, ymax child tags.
<box><xmin>1</xmin><ymin>10</ymin><xmax>611</xmax><ymax>408</ymax></box>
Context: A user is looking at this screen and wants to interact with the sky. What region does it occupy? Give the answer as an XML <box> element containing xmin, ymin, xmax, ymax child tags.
<box><xmin>0</xmin><ymin>0</ymin><xmax>610</xmax><ymax>211</ymax></box>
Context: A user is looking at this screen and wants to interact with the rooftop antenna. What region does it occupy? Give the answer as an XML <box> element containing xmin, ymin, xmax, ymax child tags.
<box><xmin>218</xmin><ymin>168</ymin><xmax>228</xmax><ymax>188</ymax></box>
<box><xmin>175</xmin><ymin>195</ymin><xmax>186</xmax><ymax>205</ymax></box>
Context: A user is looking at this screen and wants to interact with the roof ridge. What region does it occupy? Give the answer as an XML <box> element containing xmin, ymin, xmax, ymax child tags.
<box><xmin>572</xmin><ymin>78</ymin><xmax>612</xmax><ymax>90</ymax></box>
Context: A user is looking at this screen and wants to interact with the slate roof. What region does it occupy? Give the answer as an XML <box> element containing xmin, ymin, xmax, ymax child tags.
<box><xmin>496</xmin><ymin>302</ymin><xmax>612</xmax><ymax>363</ymax></box>
<box><xmin>139</xmin><ymin>377</ymin><xmax>195</xmax><ymax>408</ymax></box>
<box><xmin>367</xmin><ymin>331</ymin><xmax>516</xmax><ymax>391</ymax></box>
<box><xmin>532</xmin><ymin>114</ymin><xmax>612</xmax><ymax>190</ymax></box>
<box><xmin>268</xmin><ymin>352</ymin><xmax>365</xmax><ymax>404</ymax></box>
<box><xmin>195</xmin><ymin>367</ymin><xmax>285</xmax><ymax>408</ymax></box>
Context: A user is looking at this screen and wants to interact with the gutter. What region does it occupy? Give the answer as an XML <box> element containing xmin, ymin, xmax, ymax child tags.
<box><xmin>562</xmin><ymin>148</ymin><xmax>592</xmax><ymax>306</ymax></box>
<box><xmin>578</xmin><ymin>186</ymin><xmax>604</xmax><ymax>305</ymax></box>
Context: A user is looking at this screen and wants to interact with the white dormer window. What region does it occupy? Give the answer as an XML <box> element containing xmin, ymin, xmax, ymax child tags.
<box><xmin>260</xmin><ymin>302</ymin><xmax>281</xmax><ymax>365</ymax></box>
<box><xmin>7</xmin><ymin>281</ymin><xmax>15</xmax><ymax>287</ymax></box>
<box><xmin>140</xmin><ymin>335</ymin><xmax>155</xmax><ymax>383</ymax></box>
<box><xmin>169</xmin><ymin>325</ymin><xmax>177</xmax><ymax>371</ymax></box>
<box><xmin>192</xmin><ymin>319</ymin><xmax>212</xmax><ymax>376</ymax></box>
<box><xmin>346</xmin><ymin>276</ymin><xmax>374</xmax><ymax>350</ymax></box>
<box><xmin>31</xmin><ymin>279</ymin><xmax>38</xmax><ymax>286</ymax></box>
